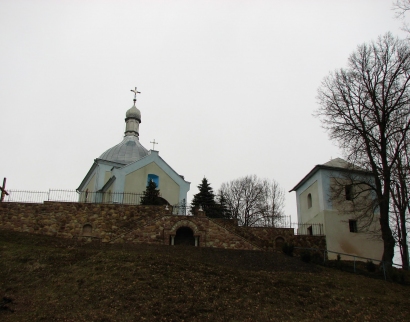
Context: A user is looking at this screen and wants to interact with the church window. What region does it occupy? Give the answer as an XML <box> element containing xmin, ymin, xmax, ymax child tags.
<box><xmin>345</xmin><ymin>184</ymin><xmax>354</xmax><ymax>201</ymax></box>
<box><xmin>307</xmin><ymin>193</ymin><xmax>312</xmax><ymax>209</ymax></box>
<box><xmin>349</xmin><ymin>220</ymin><xmax>358</xmax><ymax>233</ymax></box>
<box><xmin>307</xmin><ymin>226</ymin><xmax>313</xmax><ymax>236</ymax></box>
<box><xmin>147</xmin><ymin>174</ymin><xmax>159</xmax><ymax>188</ymax></box>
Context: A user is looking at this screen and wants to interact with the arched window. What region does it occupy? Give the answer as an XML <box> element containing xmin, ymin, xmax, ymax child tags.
<box><xmin>147</xmin><ymin>174</ymin><xmax>159</xmax><ymax>188</ymax></box>
<box><xmin>82</xmin><ymin>224</ymin><xmax>92</xmax><ymax>237</ymax></box>
<box><xmin>307</xmin><ymin>193</ymin><xmax>312</xmax><ymax>209</ymax></box>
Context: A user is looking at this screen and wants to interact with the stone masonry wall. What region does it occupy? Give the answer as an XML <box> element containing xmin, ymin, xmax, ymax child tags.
<box><xmin>0</xmin><ymin>202</ymin><xmax>168</xmax><ymax>243</ymax></box>
<box><xmin>0</xmin><ymin>202</ymin><xmax>326</xmax><ymax>252</ymax></box>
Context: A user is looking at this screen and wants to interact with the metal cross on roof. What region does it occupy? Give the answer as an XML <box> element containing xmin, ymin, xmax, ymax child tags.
<box><xmin>150</xmin><ymin>139</ymin><xmax>158</xmax><ymax>150</ymax></box>
<box><xmin>130</xmin><ymin>87</ymin><xmax>141</xmax><ymax>103</ymax></box>
<box><xmin>0</xmin><ymin>178</ymin><xmax>9</xmax><ymax>202</ymax></box>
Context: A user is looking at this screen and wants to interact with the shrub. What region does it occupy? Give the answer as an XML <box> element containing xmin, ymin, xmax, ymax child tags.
<box><xmin>388</xmin><ymin>268</ymin><xmax>407</xmax><ymax>284</ymax></box>
<box><xmin>300</xmin><ymin>250</ymin><xmax>311</xmax><ymax>263</ymax></box>
<box><xmin>311</xmin><ymin>252</ymin><xmax>324</xmax><ymax>264</ymax></box>
<box><xmin>366</xmin><ymin>260</ymin><xmax>376</xmax><ymax>272</ymax></box>
<box><xmin>282</xmin><ymin>243</ymin><xmax>294</xmax><ymax>256</ymax></box>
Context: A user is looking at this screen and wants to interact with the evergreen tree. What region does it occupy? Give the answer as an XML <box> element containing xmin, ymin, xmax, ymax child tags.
<box><xmin>216</xmin><ymin>191</ymin><xmax>232</xmax><ymax>219</ymax></box>
<box><xmin>140</xmin><ymin>180</ymin><xmax>163</xmax><ymax>205</ymax></box>
<box><xmin>190</xmin><ymin>177</ymin><xmax>219</xmax><ymax>217</ymax></box>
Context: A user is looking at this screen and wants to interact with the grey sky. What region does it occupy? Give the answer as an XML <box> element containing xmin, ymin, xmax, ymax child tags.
<box><xmin>0</xmin><ymin>0</ymin><xmax>406</xmax><ymax>220</ymax></box>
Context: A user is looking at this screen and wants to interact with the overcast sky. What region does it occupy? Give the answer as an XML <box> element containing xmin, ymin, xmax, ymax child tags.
<box><xmin>0</xmin><ymin>0</ymin><xmax>407</xmax><ymax>220</ymax></box>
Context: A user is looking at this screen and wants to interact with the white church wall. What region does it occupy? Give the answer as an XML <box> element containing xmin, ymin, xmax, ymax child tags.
<box><xmin>124</xmin><ymin>162</ymin><xmax>180</xmax><ymax>205</ymax></box>
<box><xmin>294</xmin><ymin>164</ymin><xmax>383</xmax><ymax>262</ymax></box>
<box><xmin>83</xmin><ymin>172</ymin><xmax>96</xmax><ymax>193</ymax></box>
<box><xmin>299</xmin><ymin>180</ymin><xmax>320</xmax><ymax>223</ymax></box>
<box><xmin>104</xmin><ymin>171</ymin><xmax>112</xmax><ymax>185</ymax></box>
<box><xmin>324</xmin><ymin>209</ymin><xmax>383</xmax><ymax>260</ymax></box>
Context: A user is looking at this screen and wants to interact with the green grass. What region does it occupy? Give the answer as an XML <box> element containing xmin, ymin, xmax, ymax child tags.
<box><xmin>0</xmin><ymin>230</ymin><xmax>409</xmax><ymax>321</ymax></box>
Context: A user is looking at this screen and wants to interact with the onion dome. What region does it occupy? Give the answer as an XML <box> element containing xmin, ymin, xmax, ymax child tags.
<box><xmin>126</xmin><ymin>105</ymin><xmax>141</xmax><ymax>122</ymax></box>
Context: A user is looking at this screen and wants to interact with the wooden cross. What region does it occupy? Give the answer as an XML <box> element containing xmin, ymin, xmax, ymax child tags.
<box><xmin>0</xmin><ymin>177</ymin><xmax>9</xmax><ymax>202</ymax></box>
<box><xmin>150</xmin><ymin>139</ymin><xmax>158</xmax><ymax>150</ymax></box>
<box><xmin>130</xmin><ymin>87</ymin><xmax>141</xmax><ymax>102</ymax></box>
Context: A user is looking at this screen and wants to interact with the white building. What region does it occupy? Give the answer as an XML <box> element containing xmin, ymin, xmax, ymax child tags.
<box><xmin>290</xmin><ymin>158</ymin><xmax>383</xmax><ymax>260</ymax></box>
<box><xmin>77</xmin><ymin>91</ymin><xmax>190</xmax><ymax>206</ymax></box>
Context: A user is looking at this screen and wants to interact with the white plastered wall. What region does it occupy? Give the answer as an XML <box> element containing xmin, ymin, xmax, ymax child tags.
<box><xmin>124</xmin><ymin>162</ymin><xmax>180</xmax><ymax>205</ymax></box>
<box><xmin>295</xmin><ymin>168</ymin><xmax>383</xmax><ymax>261</ymax></box>
<box><xmin>111</xmin><ymin>151</ymin><xmax>190</xmax><ymax>205</ymax></box>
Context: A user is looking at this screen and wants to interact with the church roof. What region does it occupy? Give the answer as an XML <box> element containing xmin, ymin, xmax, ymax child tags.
<box><xmin>289</xmin><ymin>158</ymin><xmax>371</xmax><ymax>192</ymax></box>
<box><xmin>99</xmin><ymin>135</ymin><xmax>149</xmax><ymax>165</ymax></box>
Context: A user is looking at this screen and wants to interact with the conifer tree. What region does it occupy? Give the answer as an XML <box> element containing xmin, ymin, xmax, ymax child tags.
<box><xmin>216</xmin><ymin>191</ymin><xmax>232</xmax><ymax>219</ymax></box>
<box><xmin>190</xmin><ymin>177</ymin><xmax>219</xmax><ymax>217</ymax></box>
<box><xmin>140</xmin><ymin>180</ymin><xmax>162</xmax><ymax>205</ymax></box>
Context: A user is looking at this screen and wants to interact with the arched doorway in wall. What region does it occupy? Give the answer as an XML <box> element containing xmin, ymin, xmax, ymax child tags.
<box><xmin>275</xmin><ymin>237</ymin><xmax>285</xmax><ymax>250</ymax></box>
<box><xmin>82</xmin><ymin>224</ymin><xmax>93</xmax><ymax>237</ymax></box>
<box><xmin>174</xmin><ymin>227</ymin><xmax>195</xmax><ymax>246</ymax></box>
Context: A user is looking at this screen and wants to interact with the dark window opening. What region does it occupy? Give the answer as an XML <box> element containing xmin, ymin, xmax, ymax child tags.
<box><xmin>349</xmin><ymin>220</ymin><xmax>358</xmax><ymax>233</ymax></box>
<box><xmin>345</xmin><ymin>185</ymin><xmax>354</xmax><ymax>201</ymax></box>
<box><xmin>307</xmin><ymin>193</ymin><xmax>312</xmax><ymax>209</ymax></box>
<box><xmin>307</xmin><ymin>226</ymin><xmax>313</xmax><ymax>236</ymax></box>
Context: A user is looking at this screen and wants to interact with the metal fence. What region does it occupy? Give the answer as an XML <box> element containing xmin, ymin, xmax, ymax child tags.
<box><xmin>294</xmin><ymin>247</ymin><xmax>404</xmax><ymax>281</ymax></box>
<box><xmin>291</xmin><ymin>223</ymin><xmax>324</xmax><ymax>236</ymax></box>
<box><xmin>2</xmin><ymin>189</ymin><xmax>144</xmax><ymax>205</ymax></box>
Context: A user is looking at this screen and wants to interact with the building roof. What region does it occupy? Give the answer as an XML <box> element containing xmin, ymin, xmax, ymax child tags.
<box><xmin>289</xmin><ymin>158</ymin><xmax>372</xmax><ymax>192</ymax></box>
<box><xmin>99</xmin><ymin>135</ymin><xmax>149</xmax><ymax>165</ymax></box>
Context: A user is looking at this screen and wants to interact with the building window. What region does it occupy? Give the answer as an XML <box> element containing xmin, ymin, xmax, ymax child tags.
<box><xmin>345</xmin><ymin>184</ymin><xmax>354</xmax><ymax>201</ymax></box>
<box><xmin>349</xmin><ymin>220</ymin><xmax>358</xmax><ymax>233</ymax></box>
<box><xmin>307</xmin><ymin>193</ymin><xmax>312</xmax><ymax>209</ymax></box>
<box><xmin>307</xmin><ymin>226</ymin><xmax>313</xmax><ymax>236</ymax></box>
<box><xmin>147</xmin><ymin>174</ymin><xmax>159</xmax><ymax>188</ymax></box>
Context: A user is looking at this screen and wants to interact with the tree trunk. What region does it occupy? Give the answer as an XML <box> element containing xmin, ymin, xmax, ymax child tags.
<box><xmin>400</xmin><ymin>209</ymin><xmax>409</xmax><ymax>270</ymax></box>
<box><xmin>379</xmin><ymin>200</ymin><xmax>396</xmax><ymax>266</ymax></box>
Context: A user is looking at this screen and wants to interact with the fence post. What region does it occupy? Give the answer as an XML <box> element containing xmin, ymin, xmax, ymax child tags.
<box><xmin>353</xmin><ymin>257</ymin><xmax>356</xmax><ymax>273</ymax></box>
<box><xmin>382</xmin><ymin>261</ymin><xmax>386</xmax><ymax>280</ymax></box>
<box><xmin>323</xmin><ymin>250</ymin><xmax>326</xmax><ymax>265</ymax></box>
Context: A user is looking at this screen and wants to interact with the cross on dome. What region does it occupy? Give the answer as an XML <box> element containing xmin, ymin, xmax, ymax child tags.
<box><xmin>130</xmin><ymin>87</ymin><xmax>141</xmax><ymax>105</ymax></box>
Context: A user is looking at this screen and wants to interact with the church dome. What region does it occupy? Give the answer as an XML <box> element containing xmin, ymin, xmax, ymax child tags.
<box><xmin>126</xmin><ymin>105</ymin><xmax>141</xmax><ymax>121</ymax></box>
<box><xmin>99</xmin><ymin>135</ymin><xmax>149</xmax><ymax>164</ymax></box>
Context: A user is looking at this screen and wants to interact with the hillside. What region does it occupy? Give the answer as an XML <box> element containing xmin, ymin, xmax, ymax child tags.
<box><xmin>0</xmin><ymin>230</ymin><xmax>409</xmax><ymax>321</ymax></box>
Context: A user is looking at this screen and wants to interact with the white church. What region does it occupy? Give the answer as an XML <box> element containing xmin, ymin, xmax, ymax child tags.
<box><xmin>77</xmin><ymin>88</ymin><xmax>190</xmax><ymax>206</ymax></box>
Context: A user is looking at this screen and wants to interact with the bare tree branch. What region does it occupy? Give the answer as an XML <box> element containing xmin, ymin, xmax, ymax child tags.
<box><xmin>219</xmin><ymin>175</ymin><xmax>285</xmax><ymax>227</ymax></box>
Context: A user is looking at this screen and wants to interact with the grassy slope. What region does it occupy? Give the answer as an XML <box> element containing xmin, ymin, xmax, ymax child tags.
<box><xmin>0</xmin><ymin>230</ymin><xmax>409</xmax><ymax>322</ymax></box>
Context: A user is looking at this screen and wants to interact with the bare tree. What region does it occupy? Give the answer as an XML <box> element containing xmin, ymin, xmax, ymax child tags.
<box><xmin>219</xmin><ymin>175</ymin><xmax>285</xmax><ymax>227</ymax></box>
<box><xmin>394</xmin><ymin>0</ymin><xmax>410</xmax><ymax>32</ymax></box>
<box><xmin>316</xmin><ymin>33</ymin><xmax>410</xmax><ymax>265</ymax></box>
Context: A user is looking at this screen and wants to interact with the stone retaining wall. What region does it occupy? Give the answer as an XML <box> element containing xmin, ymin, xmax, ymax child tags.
<box><xmin>0</xmin><ymin>202</ymin><xmax>326</xmax><ymax>252</ymax></box>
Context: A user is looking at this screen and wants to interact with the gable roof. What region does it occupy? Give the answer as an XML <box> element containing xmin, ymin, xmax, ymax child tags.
<box><xmin>117</xmin><ymin>150</ymin><xmax>190</xmax><ymax>186</ymax></box>
<box><xmin>289</xmin><ymin>158</ymin><xmax>372</xmax><ymax>192</ymax></box>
